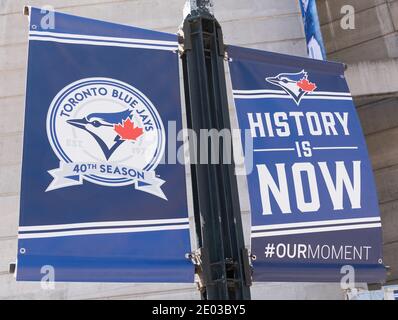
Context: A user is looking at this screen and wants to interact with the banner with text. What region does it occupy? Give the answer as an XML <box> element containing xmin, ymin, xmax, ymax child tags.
<box><xmin>17</xmin><ymin>7</ymin><xmax>192</xmax><ymax>282</ymax></box>
<box><xmin>228</xmin><ymin>46</ymin><xmax>385</xmax><ymax>282</ymax></box>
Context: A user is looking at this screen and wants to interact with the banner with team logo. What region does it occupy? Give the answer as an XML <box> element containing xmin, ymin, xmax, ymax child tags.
<box><xmin>17</xmin><ymin>7</ymin><xmax>192</xmax><ymax>282</ymax></box>
<box><xmin>228</xmin><ymin>46</ymin><xmax>385</xmax><ymax>282</ymax></box>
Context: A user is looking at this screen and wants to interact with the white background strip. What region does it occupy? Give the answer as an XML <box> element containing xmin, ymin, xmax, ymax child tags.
<box><xmin>313</xmin><ymin>146</ymin><xmax>358</xmax><ymax>150</ymax></box>
<box><xmin>19</xmin><ymin>224</ymin><xmax>190</xmax><ymax>239</ymax></box>
<box><xmin>233</xmin><ymin>89</ymin><xmax>286</xmax><ymax>95</ymax></box>
<box><xmin>19</xmin><ymin>217</ymin><xmax>189</xmax><ymax>232</ymax></box>
<box><xmin>251</xmin><ymin>223</ymin><xmax>382</xmax><ymax>238</ymax></box>
<box><xmin>29</xmin><ymin>36</ymin><xmax>177</xmax><ymax>51</ymax></box>
<box><xmin>29</xmin><ymin>31</ymin><xmax>177</xmax><ymax>46</ymax></box>
<box><xmin>254</xmin><ymin>148</ymin><xmax>295</xmax><ymax>152</ymax></box>
<box><xmin>233</xmin><ymin>94</ymin><xmax>352</xmax><ymax>100</ymax></box>
<box><xmin>251</xmin><ymin>217</ymin><xmax>381</xmax><ymax>232</ymax></box>
<box><xmin>232</xmin><ymin>90</ymin><xmax>351</xmax><ymax>97</ymax></box>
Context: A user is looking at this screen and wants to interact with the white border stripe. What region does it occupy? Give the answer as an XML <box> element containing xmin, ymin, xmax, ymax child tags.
<box><xmin>18</xmin><ymin>224</ymin><xmax>190</xmax><ymax>239</ymax></box>
<box><xmin>254</xmin><ymin>148</ymin><xmax>295</xmax><ymax>152</ymax></box>
<box><xmin>232</xmin><ymin>89</ymin><xmax>351</xmax><ymax>97</ymax></box>
<box><xmin>29</xmin><ymin>31</ymin><xmax>177</xmax><ymax>46</ymax></box>
<box><xmin>233</xmin><ymin>94</ymin><xmax>352</xmax><ymax>101</ymax></box>
<box><xmin>309</xmin><ymin>92</ymin><xmax>352</xmax><ymax>97</ymax></box>
<box><xmin>29</xmin><ymin>36</ymin><xmax>177</xmax><ymax>51</ymax></box>
<box><xmin>233</xmin><ymin>94</ymin><xmax>291</xmax><ymax>99</ymax></box>
<box><xmin>19</xmin><ymin>217</ymin><xmax>189</xmax><ymax>232</ymax></box>
<box><xmin>251</xmin><ymin>223</ymin><xmax>382</xmax><ymax>238</ymax></box>
<box><xmin>313</xmin><ymin>146</ymin><xmax>358</xmax><ymax>150</ymax></box>
<box><xmin>251</xmin><ymin>217</ymin><xmax>381</xmax><ymax>232</ymax></box>
<box><xmin>305</xmin><ymin>96</ymin><xmax>352</xmax><ymax>101</ymax></box>
<box><xmin>233</xmin><ymin>89</ymin><xmax>287</xmax><ymax>95</ymax></box>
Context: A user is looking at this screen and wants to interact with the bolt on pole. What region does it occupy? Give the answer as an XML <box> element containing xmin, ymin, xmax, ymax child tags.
<box><xmin>180</xmin><ymin>0</ymin><xmax>252</xmax><ymax>300</ymax></box>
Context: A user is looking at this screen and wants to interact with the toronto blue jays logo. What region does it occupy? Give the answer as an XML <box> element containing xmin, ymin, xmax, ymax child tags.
<box><xmin>266</xmin><ymin>70</ymin><xmax>317</xmax><ymax>105</ymax></box>
<box><xmin>46</xmin><ymin>77</ymin><xmax>166</xmax><ymax>199</ymax></box>
<box><xmin>66</xmin><ymin>109</ymin><xmax>140</xmax><ymax>160</ymax></box>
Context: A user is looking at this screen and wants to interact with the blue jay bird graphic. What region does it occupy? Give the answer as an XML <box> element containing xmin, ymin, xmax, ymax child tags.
<box><xmin>67</xmin><ymin>109</ymin><xmax>133</xmax><ymax>160</ymax></box>
<box><xmin>266</xmin><ymin>70</ymin><xmax>317</xmax><ymax>105</ymax></box>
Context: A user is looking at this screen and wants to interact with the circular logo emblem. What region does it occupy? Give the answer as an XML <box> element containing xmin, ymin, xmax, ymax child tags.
<box><xmin>46</xmin><ymin>77</ymin><xmax>166</xmax><ymax>198</ymax></box>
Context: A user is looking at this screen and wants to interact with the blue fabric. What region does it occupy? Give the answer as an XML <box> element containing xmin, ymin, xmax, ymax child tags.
<box><xmin>17</xmin><ymin>8</ymin><xmax>192</xmax><ymax>283</ymax></box>
<box><xmin>228</xmin><ymin>45</ymin><xmax>385</xmax><ymax>283</ymax></box>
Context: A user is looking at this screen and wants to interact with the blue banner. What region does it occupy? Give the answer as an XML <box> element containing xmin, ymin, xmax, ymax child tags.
<box><xmin>228</xmin><ymin>46</ymin><xmax>385</xmax><ymax>282</ymax></box>
<box><xmin>299</xmin><ymin>0</ymin><xmax>326</xmax><ymax>60</ymax></box>
<box><xmin>17</xmin><ymin>7</ymin><xmax>192</xmax><ymax>282</ymax></box>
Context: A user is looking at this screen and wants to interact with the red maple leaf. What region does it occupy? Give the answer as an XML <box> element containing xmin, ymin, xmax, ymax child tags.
<box><xmin>114</xmin><ymin>118</ymin><xmax>144</xmax><ymax>141</ymax></box>
<box><xmin>297</xmin><ymin>78</ymin><xmax>317</xmax><ymax>92</ymax></box>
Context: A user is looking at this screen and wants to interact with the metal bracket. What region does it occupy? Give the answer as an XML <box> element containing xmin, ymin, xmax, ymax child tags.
<box><xmin>177</xmin><ymin>30</ymin><xmax>185</xmax><ymax>56</ymax></box>
<box><xmin>9</xmin><ymin>263</ymin><xmax>16</xmax><ymax>274</ymax></box>
<box><xmin>187</xmin><ymin>247</ymin><xmax>253</xmax><ymax>294</ymax></box>
<box><xmin>23</xmin><ymin>5</ymin><xmax>30</xmax><ymax>16</ymax></box>
<box><xmin>186</xmin><ymin>248</ymin><xmax>208</xmax><ymax>293</ymax></box>
<box><xmin>223</xmin><ymin>47</ymin><xmax>231</xmax><ymax>62</ymax></box>
<box><xmin>241</xmin><ymin>248</ymin><xmax>253</xmax><ymax>286</ymax></box>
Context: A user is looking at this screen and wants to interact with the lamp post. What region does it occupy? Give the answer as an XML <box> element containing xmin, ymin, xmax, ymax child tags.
<box><xmin>180</xmin><ymin>0</ymin><xmax>252</xmax><ymax>300</ymax></box>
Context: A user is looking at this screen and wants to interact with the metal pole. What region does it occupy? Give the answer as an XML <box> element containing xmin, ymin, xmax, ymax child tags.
<box><xmin>180</xmin><ymin>0</ymin><xmax>251</xmax><ymax>300</ymax></box>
